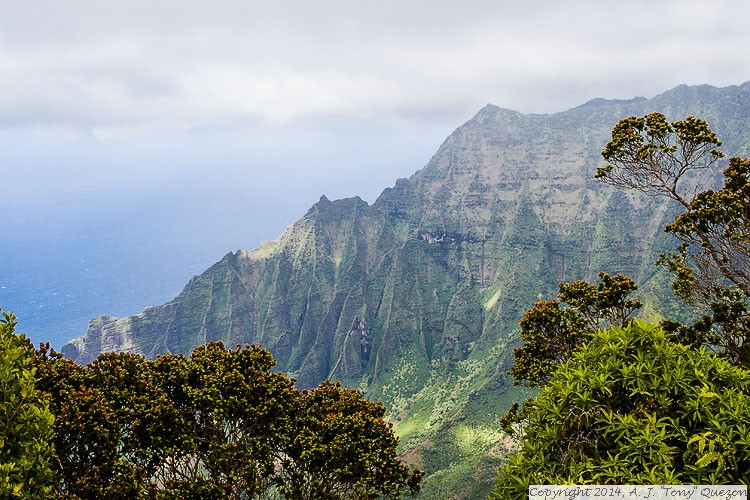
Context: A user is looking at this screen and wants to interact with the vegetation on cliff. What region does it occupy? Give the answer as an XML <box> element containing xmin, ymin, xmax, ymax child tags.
<box><xmin>60</xmin><ymin>83</ymin><xmax>750</xmax><ymax>497</ymax></box>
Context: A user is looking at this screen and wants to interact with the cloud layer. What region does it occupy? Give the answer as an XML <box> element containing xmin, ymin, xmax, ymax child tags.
<box><xmin>2</xmin><ymin>0</ymin><xmax>749</xmax><ymax>135</ymax></box>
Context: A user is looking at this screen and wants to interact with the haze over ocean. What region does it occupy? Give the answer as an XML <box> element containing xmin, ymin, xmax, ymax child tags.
<box><xmin>1</xmin><ymin>121</ymin><xmax>445</xmax><ymax>349</ymax></box>
<box><xmin>1</xmin><ymin>184</ymin><xmax>301</xmax><ymax>348</ymax></box>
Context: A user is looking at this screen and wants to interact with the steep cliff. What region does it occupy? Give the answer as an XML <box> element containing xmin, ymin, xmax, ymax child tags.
<box><xmin>63</xmin><ymin>82</ymin><xmax>750</xmax><ymax>497</ymax></box>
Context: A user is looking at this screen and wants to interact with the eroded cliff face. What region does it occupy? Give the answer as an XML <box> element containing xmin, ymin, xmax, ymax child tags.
<box><xmin>63</xmin><ymin>82</ymin><xmax>750</xmax><ymax>498</ymax></box>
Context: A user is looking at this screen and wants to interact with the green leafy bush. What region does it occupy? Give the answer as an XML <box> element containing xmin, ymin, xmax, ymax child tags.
<box><xmin>494</xmin><ymin>321</ymin><xmax>750</xmax><ymax>497</ymax></box>
<box><xmin>0</xmin><ymin>310</ymin><xmax>56</xmax><ymax>498</ymax></box>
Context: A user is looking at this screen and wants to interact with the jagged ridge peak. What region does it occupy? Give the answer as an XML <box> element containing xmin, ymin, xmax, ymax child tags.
<box><xmin>574</xmin><ymin>96</ymin><xmax>647</xmax><ymax>109</ymax></box>
<box><xmin>65</xmin><ymin>80</ymin><xmax>750</xmax><ymax>365</ymax></box>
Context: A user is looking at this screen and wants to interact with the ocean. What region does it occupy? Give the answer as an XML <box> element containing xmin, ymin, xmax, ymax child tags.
<box><xmin>0</xmin><ymin>189</ymin><xmax>309</xmax><ymax>349</ymax></box>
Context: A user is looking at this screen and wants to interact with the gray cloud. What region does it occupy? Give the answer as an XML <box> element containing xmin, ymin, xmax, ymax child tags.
<box><xmin>1</xmin><ymin>0</ymin><xmax>748</xmax><ymax>135</ymax></box>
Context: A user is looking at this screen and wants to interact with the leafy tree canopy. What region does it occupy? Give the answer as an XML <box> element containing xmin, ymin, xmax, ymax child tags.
<box><xmin>0</xmin><ymin>309</ymin><xmax>56</xmax><ymax>499</ymax></box>
<box><xmin>31</xmin><ymin>338</ymin><xmax>421</xmax><ymax>499</ymax></box>
<box><xmin>494</xmin><ymin>322</ymin><xmax>750</xmax><ymax>497</ymax></box>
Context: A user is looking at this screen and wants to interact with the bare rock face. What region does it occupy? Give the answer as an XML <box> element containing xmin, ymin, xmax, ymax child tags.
<box><xmin>63</xmin><ymin>82</ymin><xmax>750</xmax><ymax>498</ymax></box>
<box><xmin>61</xmin><ymin>315</ymin><xmax>138</xmax><ymax>362</ymax></box>
<box><xmin>329</xmin><ymin>316</ymin><xmax>370</xmax><ymax>380</ymax></box>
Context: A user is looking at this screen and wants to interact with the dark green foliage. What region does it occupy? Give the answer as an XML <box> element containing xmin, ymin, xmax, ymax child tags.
<box><xmin>509</xmin><ymin>272</ymin><xmax>642</xmax><ymax>388</ymax></box>
<box><xmin>150</xmin><ymin>343</ymin><xmax>298</xmax><ymax>497</ymax></box>
<box><xmin>0</xmin><ymin>310</ymin><xmax>56</xmax><ymax>498</ymax></box>
<box><xmin>494</xmin><ymin>322</ymin><xmax>750</xmax><ymax>496</ymax></box>
<box><xmin>33</xmin><ymin>346</ymin><xmax>191</xmax><ymax>498</ymax></box>
<box><xmin>32</xmin><ymin>340</ymin><xmax>421</xmax><ymax>499</ymax></box>
<box><xmin>597</xmin><ymin>113</ymin><xmax>724</xmax><ymax>204</ymax></box>
<box><xmin>275</xmin><ymin>381</ymin><xmax>422</xmax><ymax>499</ymax></box>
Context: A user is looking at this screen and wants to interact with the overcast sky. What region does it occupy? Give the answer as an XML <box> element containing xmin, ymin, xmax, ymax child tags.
<box><xmin>3</xmin><ymin>1</ymin><xmax>749</xmax><ymax>129</ymax></box>
<box><xmin>2</xmin><ymin>0</ymin><xmax>750</xmax><ymax>199</ymax></box>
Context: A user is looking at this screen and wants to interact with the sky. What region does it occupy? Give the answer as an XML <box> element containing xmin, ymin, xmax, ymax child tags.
<box><xmin>3</xmin><ymin>1</ymin><xmax>750</xmax><ymax>199</ymax></box>
<box><xmin>2</xmin><ymin>0</ymin><xmax>750</xmax><ymax>346</ymax></box>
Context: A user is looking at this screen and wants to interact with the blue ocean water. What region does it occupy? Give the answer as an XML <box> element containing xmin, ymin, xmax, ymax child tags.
<box><xmin>0</xmin><ymin>190</ymin><xmax>309</xmax><ymax>349</ymax></box>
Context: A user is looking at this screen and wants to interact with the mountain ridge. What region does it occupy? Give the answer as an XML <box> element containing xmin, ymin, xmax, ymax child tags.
<box><xmin>62</xmin><ymin>81</ymin><xmax>750</xmax><ymax>498</ymax></box>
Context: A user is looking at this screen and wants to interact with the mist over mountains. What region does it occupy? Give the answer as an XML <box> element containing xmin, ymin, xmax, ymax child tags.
<box><xmin>59</xmin><ymin>82</ymin><xmax>750</xmax><ymax>497</ymax></box>
<box><xmin>1</xmin><ymin>117</ymin><xmax>445</xmax><ymax>349</ymax></box>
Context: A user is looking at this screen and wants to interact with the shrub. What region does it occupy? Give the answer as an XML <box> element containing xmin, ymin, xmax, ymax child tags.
<box><xmin>494</xmin><ymin>321</ymin><xmax>750</xmax><ymax>497</ymax></box>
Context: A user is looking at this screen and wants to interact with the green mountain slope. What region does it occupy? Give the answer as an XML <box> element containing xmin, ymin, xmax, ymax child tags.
<box><xmin>63</xmin><ymin>82</ymin><xmax>750</xmax><ymax>498</ymax></box>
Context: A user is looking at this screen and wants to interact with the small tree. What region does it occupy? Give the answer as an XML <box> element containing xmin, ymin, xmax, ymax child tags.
<box><xmin>494</xmin><ymin>322</ymin><xmax>750</xmax><ymax>497</ymax></box>
<box><xmin>0</xmin><ymin>310</ymin><xmax>56</xmax><ymax>498</ymax></box>
<box><xmin>596</xmin><ymin>113</ymin><xmax>749</xmax><ymax>365</ymax></box>
<box><xmin>509</xmin><ymin>272</ymin><xmax>641</xmax><ymax>388</ymax></box>
<box><xmin>274</xmin><ymin>381</ymin><xmax>422</xmax><ymax>499</ymax></box>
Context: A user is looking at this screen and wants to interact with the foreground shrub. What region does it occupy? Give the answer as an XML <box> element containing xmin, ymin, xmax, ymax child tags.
<box><xmin>0</xmin><ymin>310</ymin><xmax>56</xmax><ymax>498</ymax></box>
<box><xmin>494</xmin><ymin>321</ymin><xmax>750</xmax><ymax>497</ymax></box>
